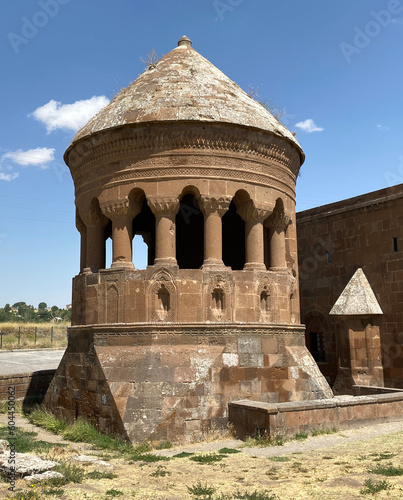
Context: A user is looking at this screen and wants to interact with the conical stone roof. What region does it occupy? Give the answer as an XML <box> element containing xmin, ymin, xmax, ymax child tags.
<box><xmin>71</xmin><ymin>36</ymin><xmax>303</xmax><ymax>161</ymax></box>
<box><xmin>329</xmin><ymin>268</ymin><xmax>383</xmax><ymax>316</ymax></box>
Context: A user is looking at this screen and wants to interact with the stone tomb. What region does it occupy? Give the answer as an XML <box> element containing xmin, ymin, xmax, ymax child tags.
<box><xmin>44</xmin><ymin>36</ymin><xmax>333</xmax><ymax>442</ymax></box>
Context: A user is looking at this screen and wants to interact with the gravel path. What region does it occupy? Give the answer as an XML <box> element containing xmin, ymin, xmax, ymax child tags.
<box><xmin>1</xmin><ymin>413</ymin><xmax>402</xmax><ymax>458</ymax></box>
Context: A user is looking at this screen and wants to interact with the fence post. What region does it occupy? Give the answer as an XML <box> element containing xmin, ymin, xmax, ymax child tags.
<box><xmin>35</xmin><ymin>326</ymin><xmax>37</xmax><ymax>345</ymax></box>
<box><xmin>0</xmin><ymin>331</ymin><xmax>2</xmax><ymax>349</ymax></box>
<box><xmin>18</xmin><ymin>326</ymin><xmax>21</xmax><ymax>347</ymax></box>
<box><xmin>51</xmin><ymin>326</ymin><xmax>53</xmax><ymax>346</ymax></box>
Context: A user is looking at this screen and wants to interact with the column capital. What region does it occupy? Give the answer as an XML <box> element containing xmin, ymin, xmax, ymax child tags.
<box><xmin>99</xmin><ymin>199</ymin><xmax>139</xmax><ymax>219</ymax></box>
<box><xmin>147</xmin><ymin>197</ymin><xmax>180</xmax><ymax>216</ymax></box>
<box><xmin>265</xmin><ymin>209</ymin><xmax>292</xmax><ymax>230</ymax></box>
<box><xmin>75</xmin><ymin>212</ymin><xmax>86</xmax><ymax>233</ymax></box>
<box><xmin>237</xmin><ymin>200</ymin><xmax>271</xmax><ymax>223</ymax></box>
<box><xmin>80</xmin><ymin>208</ymin><xmax>109</xmax><ymax>228</ymax></box>
<box><xmin>199</xmin><ymin>196</ymin><xmax>231</xmax><ymax>217</ymax></box>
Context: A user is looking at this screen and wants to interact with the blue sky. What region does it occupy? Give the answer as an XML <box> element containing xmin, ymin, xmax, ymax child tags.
<box><xmin>1</xmin><ymin>0</ymin><xmax>402</xmax><ymax>308</ymax></box>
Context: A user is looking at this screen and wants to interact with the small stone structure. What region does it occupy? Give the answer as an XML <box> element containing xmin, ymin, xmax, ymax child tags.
<box><xmin>330</xmin><ymin>268</ymin><xmax>384</xmax><ymax>393</ymax></box>
<box><xmin>45</xmin><ymin>36</ymin><xmax>332</xmax><ymax>442</ymax></box>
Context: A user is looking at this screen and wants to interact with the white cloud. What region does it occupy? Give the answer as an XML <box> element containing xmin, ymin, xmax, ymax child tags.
<box><xmin>377</xmin><ymin>124</ymin><xmax>390</xmax><ymax>131</ymax></box>
<box><xmin>0</xmin><ymin>172</ymin><xmax>19</xmax><ymax>181</ymax></box>
<box><xmin>295</xmin><ymin>119</ymin><xmax>324</xmax><ymax>133</ymax></box>
<box><xmin>392</xmin><ymin>17</ymin><xmax>403</xmax><ymax>24</ymax></box>
<box><xmin>30</xmin><ymin>95</ymin><xmax>110</xmax><ymax>133</ymax></box>
<box><xmin>2</xmin><ymin>147</ymin><xmax>55</xmax><ymax>168</ymax></box>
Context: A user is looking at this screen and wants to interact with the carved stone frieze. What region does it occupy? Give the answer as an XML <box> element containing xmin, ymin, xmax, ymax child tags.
<box><xmin>99</xmin><ymin>199</ymin><xmax>138</xmax><ymax>219</ymax></box>
<box><xmin>237</xmin><ymin>200</ymin><xmax>271</xmax><ymax>223</ymax></box>
<box><xmin>199</xmin><ymin>196</ymin><xmax>231</xmax><ymax>217</ymax></box>
<box><xmin>205</xmin><ymin>274</ymin><xmax>232</xmax><ymax>322</ymax></box>
<box><xmin>147</xmin><ymin>268</ymin><xmax>177</xmax><ymax>322</ymax></box>
<box><xmin>80</xmin><ymin>208</ymin><xmax>109</xmax><ymax>227</ymax></box>
<box><xmin>147</xmin><ymin>197</ymin><xmax>180</xmax><ymax>216</ymax></box>
<box><xmin>256</xmin><ymin>274</ymin><xmax>276</xmax><ymax>323</ymax></box>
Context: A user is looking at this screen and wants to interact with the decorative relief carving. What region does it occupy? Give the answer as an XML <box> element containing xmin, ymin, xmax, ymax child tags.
<box><xmin>147</xmin><ymin>197</ymin><xmax>180</xmax><ymax>216</ymax></box>
<box><xmin>199</xmin><ymin>196</ymin><xmax>231</xmax><ymax>217</ymax></box>
<box><xmin>256</xmin><ymin>274</ymin><xmax>276</xmax><ymax>323</ymax></box>
<box><xmin>236</xmin><ymin>200</ymin><xmax>271</xmax><ymax>223</ymax></box>
<box><xmin>205</xmin><ymin>274</ymin><xmax>232</xmax><ymax>322</ymax></box>
<box><xmin>80</xmin><ymin>208</ymin><xmax>109</xmax><ymax>227</ymax></box>
<box><xmin>265</xmin><ymin>200</ymin><xmax>292</xmax><ymax>230</ymax></box>
<box><xmin>99</xmin><ymin>199</ymin><xmax>138</xmax><ymax>219</ymax></box>
<box><xmin>148</xmin><ymin>268</ymin><xmax>177</xmax><ymax>322</ymax></box>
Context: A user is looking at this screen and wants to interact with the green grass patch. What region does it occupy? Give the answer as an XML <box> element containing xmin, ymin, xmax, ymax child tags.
<box><xmin>233</xmin><ymin>492</ymin><xmax>279</xmax><ymax>500</ymax></box>
<box><xmin>369</xmin><ymin>462</ymin><xmax>403</xmax><ymax>476</ymax></box>
<box><xmin>187</xmin><ymin>480</ymin><xmax>216</xmax><ymax>497</ymax></box>
<box><xmin>189</xmin><ymin>452</ymin><xmax>224</xmax><ymax>464</ymax></box>
<box><xmin>86</xmin><ymin>470</ymin><xmax>117</xmax><ymax>480</ymax></box>
<box><xmin>46</xmin><ymin>461</ymin><xmax>85</xmax><ymax>486</ymax></box>
<box><xmin>218</xmin><ymin>447</ymin><xmax>242</xmax><ymax>454</ymax></box>
<box><xmin>105</xmin><ymin>489</ymin><xmax>124</xmax><ymax>497</ymax></box>
<box><xmin>372</xmin><ymin>452</ymin><xmax>397</xmax><ymax>461</ymax></box>
<box><xmin>241</xmin><ymin>434</ymin><xmax>284</xmax><ymax>448</ymax></box>
<box><xmin>150</xmin><ymin>465</ymin><xmax>171</xmax><ymax>477</ymax></box>
<box><xmin>8</xmin><ymin>490</ymin><xmax>42</xmax><ymax>500</ymax></box>
<box><xmin>267</xmin><ymin>456</ymin><xmax>290</xmax><ymax>462</ymax></box>
<box><xmin>173</xmin><ymin>451</ymin><xmax>195</xmax><ymax>458</ymax></box>
<box><xmin>154</xmin><ymin>440</ymin><xmax>172</xmax><ymax>450</ymax></box>
<box><xmin>311</xmin><ymin>427</ymin><xmax>337</xmax><ymax>437</ymax></box>
<box><xmin>42</xmin><ymin>489</ymin><xmax>65</xmax><ymax>497</ymax></box>
<box><xmin>360</xmin><ymin>478</ymin><xmax>391</xmax><ymax>495</ymax></box>
<box><xmin>294</xmin><ymin>432</ymin><xmax>308</xmax><ymax>441</ymax></box>
<box><xmin>0</xmin><ymin>425</ymin><xmax>54</xmax><ymax>453</ymax></box>
<box><xmin>27</xmin><ymin>407</ymin><xmax>67</xmax><ymax>435</ymax></box>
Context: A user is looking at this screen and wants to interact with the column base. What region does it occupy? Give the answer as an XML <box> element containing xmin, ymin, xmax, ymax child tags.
<box><xmin>111</xmin><ymin>261</ymin><xmax>135</xmax><ymax>269</ymax></box>
<box><xmin>154</xmin><ymin>257</ymin><xmax>178</xmax><ymax>266</ymax></box>
<box><xmin>201</xmin><ymin>259</ymin><xmax>228</xmax><ymax>270</ymax></box>
<box><xmin>82</xmin><ymin>267</ymin><xmax>96</xmax><ymax>274</ymax></box>
<box><xmin>243</xmin><ymin>262</ymin><xmax>267</xmax><ymax>270</ymax></box>
<box><xmin>269</xmin><ymin>266</ymin><xmax>288</xmax><ymax>272</ymax></box>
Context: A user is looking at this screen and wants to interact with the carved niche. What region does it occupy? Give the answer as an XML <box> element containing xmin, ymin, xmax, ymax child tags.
<box><xmin>205</xmin><ymin>274</ymin><xmax>232</xmax><ymax>322</ymax></box>
<box><xmin>148</xmin><ymin>268</ymin><xmax>177</xmax><ymax>322</ymax></box>
<box><xmin>256</xmin><ymin>274</ymin><xmax>275</xmax><ymax>323</ymax></box>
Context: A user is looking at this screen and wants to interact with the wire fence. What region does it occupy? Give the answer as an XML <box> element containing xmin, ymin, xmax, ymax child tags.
<box><xmin>0</xmin><ymin>323</ymin><xmax>68</xmax><ymax>350</ymax></box>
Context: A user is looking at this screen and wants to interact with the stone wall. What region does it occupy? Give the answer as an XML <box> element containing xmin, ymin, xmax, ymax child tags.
<box><xmin>0</xmin><ymin>370</ymin><xmax>55</xmax><ymax>405</ymax></box>
<box><xmin>297</xmin><ymin>184</ymin><xmax>403</xmax><ymax>388</ymax></box>
<box><xmin>229</xmin><ymin>393</ymin><xmax>403</xmax><ymax>439</ymax></box>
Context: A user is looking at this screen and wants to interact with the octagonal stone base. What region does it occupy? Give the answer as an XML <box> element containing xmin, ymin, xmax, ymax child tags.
<box><xmin>44</xmin><ymin>323</ymin><xmax>333</xmax><ymax>443</ymax></box>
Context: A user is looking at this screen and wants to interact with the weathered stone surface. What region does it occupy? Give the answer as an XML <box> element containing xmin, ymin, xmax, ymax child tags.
<box><xmin>329</xmin><ymin>268</ymin><xmax>383</xmax><ymax>316</ymax></box>
<box><xmin>0</xmin><ymin>452</ymin><xmax>59</xmax><ymax>476</ymax></box>
<box><xmin>72</xmin><ymin>455</ymin><xmax>113</xmax><ymax>467</ymax></box>
<box><xmin>24</xmin><ymin>470</ymin><xmax>64</xmax><ymax>483</ymax></box>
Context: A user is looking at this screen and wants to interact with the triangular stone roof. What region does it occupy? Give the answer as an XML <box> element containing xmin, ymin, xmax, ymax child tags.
<box><xmin>70</xmin><ymin>35</ymin><xmax>303</xmax><ymax>160</ymax></box>
<box><xmin>329</xmin><ymin>268</ymin><xmax>383</xmax><ymax>316</ymax></box>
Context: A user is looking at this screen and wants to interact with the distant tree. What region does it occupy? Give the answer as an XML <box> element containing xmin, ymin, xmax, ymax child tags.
<box><xmin>4</xmin><ymin>304</ymin><xmax>10</xmax><ymax>313</ymax></box>
<box><xmin>38</xmin><ymin>302</ymin><xmax>47</xmax><ymax>310</ymax></box>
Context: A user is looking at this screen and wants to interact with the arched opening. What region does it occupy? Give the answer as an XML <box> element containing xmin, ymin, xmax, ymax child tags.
<box><xmin>176</xmin><ymin>193</ymin><xmax>204</xmax><ymax>269</ymax></box>
<box><xmin>132</xmin><ymin>234</ymin><xmax>148</xmax><ymax>270</ymax></box>
<box><xmin>132</xmin><ymin>198</ymin><xmax>156</xmax><ymax>266</ymax></box>
<box><xmin>156</xmin><ymin>284</ymin><xmax>170</xmax><ymax>321</ymax></box>
<box><xmin>211</xmin><ymin>288</ymin><xmax>225</xmax><ymax>320</ymax></box>
<box><xmin>222</xmin><ymin>200</ymin><xmax>245</xmax><ymax>270</ymax></box>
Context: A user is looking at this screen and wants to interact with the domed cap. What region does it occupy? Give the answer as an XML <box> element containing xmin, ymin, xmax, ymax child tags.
<box><xmin>71</xmin><ymin>36</ymin><xmax>303</xmax><ymax>159</ymax></box>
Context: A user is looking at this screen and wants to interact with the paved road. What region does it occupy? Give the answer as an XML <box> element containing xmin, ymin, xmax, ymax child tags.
<box><xmin>0</xmin><ymin>349</ymin><xmax>65</xmax><ymax>376</ymax></box>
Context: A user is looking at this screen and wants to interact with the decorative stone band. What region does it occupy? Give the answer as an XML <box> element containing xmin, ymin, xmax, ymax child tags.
<box><xmin>67</xmin><ymin>322</ymin><xmax>306</xmax><ymax>346</ymax></box>
<box><xmin>199</xmin><ymin>196</ymin><xmax>231</xmax><ymax>217</ymax></box>
<box><xmin>147</xmin><ymin>197</ymin><xmax>180</xmax><ymax>216</ymax></box>
<box><xmin>67</xmin><ymin>123</ymin><xmax>301</xmax><ymax>177</ymax></box>
<box><xmin>236</xmin><ymin>200</ymin><xmax>271</xmax><ymax>223</ymax></box>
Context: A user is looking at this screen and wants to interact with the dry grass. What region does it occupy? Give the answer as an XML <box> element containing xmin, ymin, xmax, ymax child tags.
<box><xmin>0</xmin><ymin>322</ymin><xmax>68</xmax><ymax>349</ymax></box>
<box><xmin>1</xmin><ymin>419</ymin><xmax>402</xmax><ymax>499</ymax></box>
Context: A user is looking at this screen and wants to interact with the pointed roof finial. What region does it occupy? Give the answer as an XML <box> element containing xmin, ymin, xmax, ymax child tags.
<box><xmin>178</xmin><ymin>35</ymin><xmax>192</xmax><ymax>47</ymax></box>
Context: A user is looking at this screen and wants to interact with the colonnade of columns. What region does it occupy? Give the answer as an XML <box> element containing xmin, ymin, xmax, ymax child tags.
<box><xmin>77</xmin><ymin>195</ymin><xmax>290</xmax><ymax>273</ymax></box>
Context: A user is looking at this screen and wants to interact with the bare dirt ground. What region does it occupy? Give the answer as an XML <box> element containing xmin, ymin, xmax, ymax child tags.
<box><xmin>0</xmin><ymin>414</ymin><xmax>402</xmax><ymax>499</ymax></box>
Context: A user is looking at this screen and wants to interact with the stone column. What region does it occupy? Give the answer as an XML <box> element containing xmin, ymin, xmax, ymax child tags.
<box><xmin>100</xmin><ymin>200</ymin><xmax>140</xmax><ymax>269</ymax></box>
<box><xmin>265</xmin><ymin>211</ymin><xmax>290</xmax><ymax>270</ymax></box>
<box><xmin>81</xmin><ymin>209</ymin><xmax>109</xmax><ymax>273</ymax></box>
<box><xmin>75</xmin><ymin>212</ymin><xmax>87</xmax><ymax>274</ymax></box>
<box><xmin>148</xmin><ymin>197</ymin><xmax>180</xmax><ymax>266</ymax></box>
<box><xmin>199</xmin><ymin>196</ymin><xmax>230</xmax><ymax>269</ymax></box>
<box><xmin>237</xmin><ymin>200</ymin><xmax>271</xmax><ymax>270</ymax></box>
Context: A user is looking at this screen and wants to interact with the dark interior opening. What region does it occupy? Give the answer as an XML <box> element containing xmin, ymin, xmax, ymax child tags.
<box><xmin>308</xmin><ymin>331</ymin><xmax>326</xmax><ymax>363</ymax></box>
<box><xmin>222</xmin><ymin>200</ymin><xmax>245</xmax><ymax>270</ymax></box>
<box><xmin>176</xmin><ymin>194</ymin><xmax>204</xmax><ymax>269</ymax></box>
<box><xmin>132</xmin><ymin>198</ymin><xmax>156</xmax><ymax>266</ymax></box>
